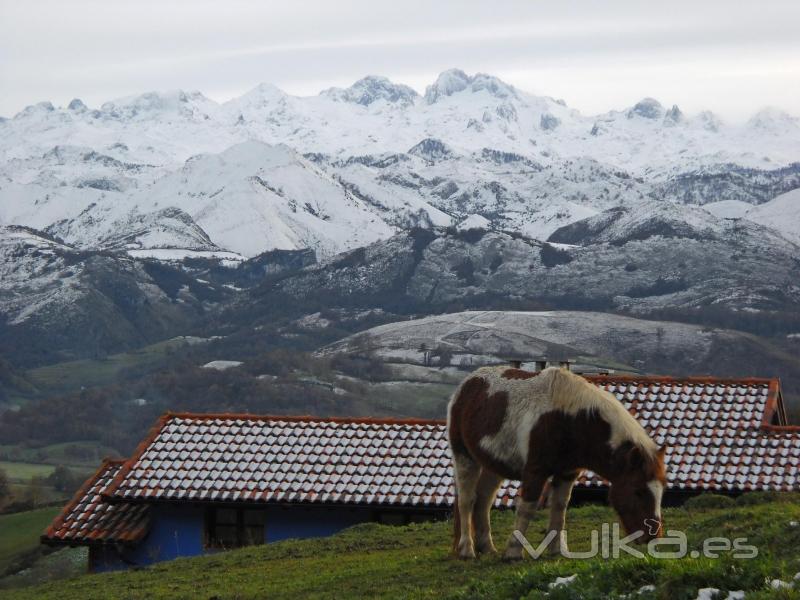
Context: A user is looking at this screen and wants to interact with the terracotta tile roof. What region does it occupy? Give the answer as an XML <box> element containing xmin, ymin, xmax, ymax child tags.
<box><xmin>96</xmin><ymin>376</ymin><xmax>798</xmax><ymax>512</ymax></box>
<box><xmin>41</xmin><ymin>459</ymin><xmax>150</xmax><ymax>546</ymax></box>
<box><xmin>573</xmin><ymin>375</ymin><xmax>800</xmax><ymax>495</ymax></box>
<box><xmin>104</xmin><ymin>415</ymin><xmax>454</xmax><ymax>507</ymax></box>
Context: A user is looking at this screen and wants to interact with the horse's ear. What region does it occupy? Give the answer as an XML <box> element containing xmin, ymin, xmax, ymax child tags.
<box><xmin>656</xmin><ymin>446</ymin><xmax>667</xmax><ymax>461</ymax></box>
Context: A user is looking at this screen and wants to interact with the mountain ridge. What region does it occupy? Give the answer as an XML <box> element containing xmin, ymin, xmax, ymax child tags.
<box><xmin>1</xmin><ymin>69</ymin><xmax>799</xmax><ymax>339</ymax></box>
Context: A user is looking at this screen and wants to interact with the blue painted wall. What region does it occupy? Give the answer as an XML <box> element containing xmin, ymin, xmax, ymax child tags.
<box><xmin>89</xmin><ymin>503</ymin><xmax>398</xmax><ymax>572</ymax></box>
<box><xmin>263</xmin><ymin>505</ymin><xmax>371</xmax><ymax>543</ymax></box>
<box><xmin>90</xmin><ymin>504</ymin><xmax>207</xmax><ymax>572</ymax></box>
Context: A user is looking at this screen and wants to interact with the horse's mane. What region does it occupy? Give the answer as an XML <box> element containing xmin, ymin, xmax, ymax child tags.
<box><xmin>545</xmin><ymin>368</ymin><xmax>658</xmax><ymax>457</ymax></box>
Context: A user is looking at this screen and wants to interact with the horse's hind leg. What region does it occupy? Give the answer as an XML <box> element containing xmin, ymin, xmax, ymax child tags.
<box><xmin>546</xmin><ymin>470</ymin><xmax>580</xmax><ymax>555</ymax></box>
<box><xmin>503</xmin><ymin>471</ymin><xmax>547</xmax><ymax>561</ymax></box>
<box><xmin>453</xmin><ymin>452</ymin><xmax>481</xmax><ymax>559</ymax></box>
<box><xmin>472</xmin><ymin>469</ymin><xmax>503</xmax><ymax>554</ymax></box>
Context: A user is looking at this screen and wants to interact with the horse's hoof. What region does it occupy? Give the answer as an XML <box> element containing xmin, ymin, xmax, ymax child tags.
<box><xmin>456</xmin><ymin>543</ymin><xmax>477</xmax><ymax>560</ymax></box>
<box><xmin>475</xmin><ymin>543</ymin><xmax>498</xmax><ymax>555</ymax></box>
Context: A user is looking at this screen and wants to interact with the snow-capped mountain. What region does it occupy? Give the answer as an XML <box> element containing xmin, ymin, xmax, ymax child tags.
<box><xmin>43</xmin><ymin>141</ymin><xmax>396</xmax><ymax>258</ymax></box>
<box><xmin>1</xmin><ymin>69</ymin><xmax>799</xmax><ymax>340</ymax></box>
<box><xmin>5</xmin><ymin>69</ymin><xmax>799</xmax><ymax>172</ymax></box>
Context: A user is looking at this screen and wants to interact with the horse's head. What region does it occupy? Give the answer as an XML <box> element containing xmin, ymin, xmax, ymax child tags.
<box><xmin>609</xmin><ymin>444</ymin><xmax>667</xmax><ymax>542</ymax></box>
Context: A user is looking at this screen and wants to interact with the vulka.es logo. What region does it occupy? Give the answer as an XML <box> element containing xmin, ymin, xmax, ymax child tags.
<box><xmin>513</xmin><ymin>524</ymin><xmax>758</xmax><ymax>559</ymax></box>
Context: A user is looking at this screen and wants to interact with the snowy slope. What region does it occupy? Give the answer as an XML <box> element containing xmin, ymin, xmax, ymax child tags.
<box><xmin>745</xmin><ymin>188</ymin><xmax>800</xmax><ymax>244</ymax></box>
<box><xmin>0</xmin><ymin>224</ymin><xmax>240</xmax><ymax>364</ymax></box>
<box><xmin>0</xmin><ymin>226</ymin><xmax>83</xmax><ymax>326</ymax></box>
<box><xmin>704</xmin><ymin>200</ymin><xmax>753</xmax><ymax>219</ymax></box>
<box><xmin>319</xmin><ymin>310</ymin><xmax>799</xmax><ymax>382</ymax></box>
<box><xmin>321</xmin><ymin>310</ymin><xmax>717</xmax><ymax>369</ymax></box>
<box><xmin>547</xmin><ymin>201</ymin><xmax>726</xmax><ymax>246</ymax></box>
<box><xmin>47</xmin><ymin>141</ymin><xmax>397</xmax><ymax>257</ymax></box>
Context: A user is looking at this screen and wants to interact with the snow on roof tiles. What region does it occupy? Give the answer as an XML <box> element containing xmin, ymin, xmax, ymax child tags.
<box><xmin>47</xmin><ymin>375</ymin><xmax>799</xmax><ymax>543</ymax></box>
<box><xmin>41</xmin><ymin>460</ymin><xmax>150</xmax><ymax>546</ymax></box>
<box><xmin>100</xmin><ymin>376</ymin><xmax>798</xmax><ymax>509</ymax></box>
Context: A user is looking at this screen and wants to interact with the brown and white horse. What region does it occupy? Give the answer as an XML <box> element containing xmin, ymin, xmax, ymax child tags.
<box><xmin>447</xmin><ymin>366</ymin><xmax>667</xmax><ymax>560</ymax></box>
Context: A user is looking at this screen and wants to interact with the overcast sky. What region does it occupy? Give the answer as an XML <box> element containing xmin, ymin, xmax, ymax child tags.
<box><xmin>1</xmin><ymin>0</ymin><xmax>799</xmax><ymax>120</ymax></box>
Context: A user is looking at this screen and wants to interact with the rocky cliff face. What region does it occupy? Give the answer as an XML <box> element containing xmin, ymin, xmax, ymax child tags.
<box><xmin>260</xmin><ymin>217</ymin><xmax>800</xmax><ymax>319</ymax></box>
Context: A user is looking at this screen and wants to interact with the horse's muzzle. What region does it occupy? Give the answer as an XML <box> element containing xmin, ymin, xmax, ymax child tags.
<box><xmin>642</xmin><ymin>518</ymin><xmax>663</xmax><ymax>540</ymax></box>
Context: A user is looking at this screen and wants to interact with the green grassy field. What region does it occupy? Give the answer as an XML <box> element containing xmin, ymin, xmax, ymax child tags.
<box><xmin>0</xmin><ymin>442</ymin><xmax>119</xmax><ymax>469</ymax></box>
<box><xmin>4</xmin><ymin>494</ymin><xmax>800</xmax><ymax>599</ymax></box>
<box><xmin>23</xmin><ymin>338</ymin><xmax>195</xmax><ymax>396</ymax></box>
<box><xmin>0</xmin><ymin>461</ymin><xmax>57</xmax><ymax>483</ymax></box>
<box><xmin>363</xmin><ymin>381</ymin><xmax>455</xmax><ymax>418</ymax></box>
<box><xmin>0</xmin><ymin>459</ymin><xmax>94</xmax><ymax>510</ymax></box>
<box><xmin>0</xmin><ymin>507</ymin><xmax>60</xmax><ymax>575</ymax></box>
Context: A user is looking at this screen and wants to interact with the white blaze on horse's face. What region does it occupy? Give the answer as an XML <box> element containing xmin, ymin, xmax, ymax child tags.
<box><xmin>647</xmin><ymin>479</ymin><xmax>664</xmax><ymax>519</ymax></box>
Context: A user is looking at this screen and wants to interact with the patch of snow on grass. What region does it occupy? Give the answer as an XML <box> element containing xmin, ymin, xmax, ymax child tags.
<box><xmin>201</xmin><ymin>360</ymin><xmax>243</xmax><ymax>370</ymax></box>
<box><xmin>548</xmin><ymin>574</ymin><xmax>577</xmax><ymax>588</ymax></box>
<box><xmin>695</xmin><ymin>589</ymin><xmax>744</xmax><ymax>600</ymax></box>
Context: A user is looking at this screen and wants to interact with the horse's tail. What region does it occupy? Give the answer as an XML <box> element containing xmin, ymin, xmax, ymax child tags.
<box><xmin>452</xmin><ymin>495</ymin><xmax>461</xmax><ymax>553</ymax></box>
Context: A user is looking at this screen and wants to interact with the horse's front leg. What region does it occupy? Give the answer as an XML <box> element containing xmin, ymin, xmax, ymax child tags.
<box><xmin>503</xmin><ymin>472</ymin><xmax>547</xmax><ymax>561</ymax></box>
<box><xmin>546</xmin><ymin>471</ymin><xmax>579</xmax><ymax>555</ymax></box>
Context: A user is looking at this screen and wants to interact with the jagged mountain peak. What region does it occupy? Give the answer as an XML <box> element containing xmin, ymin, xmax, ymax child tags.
<box><xmin>67</xmin><ymin>98</ymin><xmax>88</xmax><ymax>112</ymax></box>
<box><xmin>469</xmin><ymin>73</ymin><xmax>517</xmax><ymax>99</ymax></box>
<box><xmin>424</xmin><ymin>69</ymin><xmax>470</xmax><ymax>103</ymax></box>
<box><xmin>424</xmin><ymin>69</ymin><xmax>516</xmax><ymax>104</ymax></box>
<box><xmin>222</xmin><ymin>83</ymin><xmax>290</xmax><ymax>125</ymax></box>
<box><xmin>232</xmin><ymin>82</ymin><xmax>287</xmax><ymax>104</ymax></box>
<box><xmin>13</xmin><ymin>101</ymin><xmax>56</xmax><ymax>119</ymax></box>
<box><xmin>663</xmin><ymin>105</ymin><xmax>684</xmax><ymax>127</ymax></box>
<box><xmin>694</xmin><ymin>110</ymin><xmax>723</xmax><ymax>132</ymax></box>
<box><xmin>747</xmin><ymin>107</ymin><xmax>799</xmax><ymax>131</ymax></box>
<box><xmin>100</xmin><ymin>90</ymin><xmax>218</xmax><ymax>120</ymax></box>
<box><xmin>627</xmin><ymin>97</ymin><xmax>665</xmax><ymax>120</ymax></box>
<box><xmin>323</xmin><ymin>75</ymin><xmax>419</xmax><ymax>106</ymax></box>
